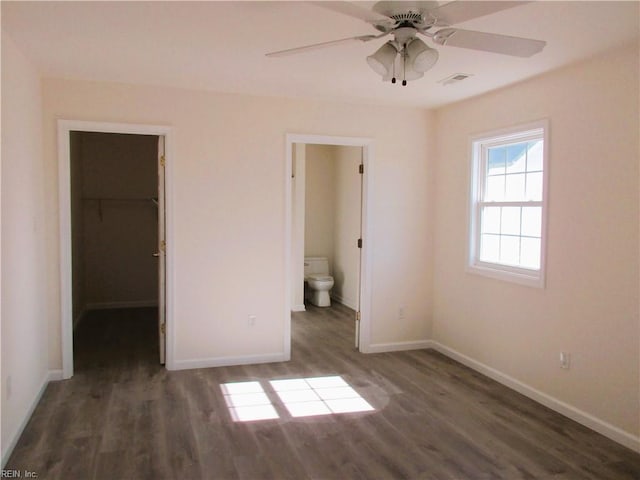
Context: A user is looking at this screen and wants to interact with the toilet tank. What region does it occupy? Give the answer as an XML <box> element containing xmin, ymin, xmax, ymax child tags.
<box><xmin>304</xmin><ymin>257</ymin><xmax>329</xmax><ymax>276</ymax></box>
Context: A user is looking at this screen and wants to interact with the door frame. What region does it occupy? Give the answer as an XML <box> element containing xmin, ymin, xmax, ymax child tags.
<box><xmin>57</xmin><ymin>120</ymin><xmax>174</xmax><ymax>378</ymax></box>
<box><xmin>284</xmin><ymin>134</ymin><xmax>374</xmax><ymax>356</ymax></box>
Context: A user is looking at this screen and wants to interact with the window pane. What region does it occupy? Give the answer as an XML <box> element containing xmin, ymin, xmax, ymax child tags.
<box><xmin>526</xmin><ymin>172</ymin><xmax>543</xmax><ymax>201</ymax></box>
<box><xmin>487</xmin><ymin>147</ymin><xmax>506</xmax><ymax>175</ymax></box>
<box><xmin>485</xmin><ymin>175</ymin><xmax>505</xmax><ymax>201</ymax></box>
<box><xmin>526</xmin><ymin>140</ymin><xmax>543</xmax><ymax>172</ymax></box>
<box><xmin>505</xmin><ymin>173</ymin><xmax>526</xmax><ymax>201</ymax></box>
<box><xmin>500</xmin><ymin>236</ymin><xmax>520</xmax><ymax>265</ymax></box>
<box><xmin>506</xmin><ymin>143</ymin><xmax>527</xmax><ymax>173</ymax></box>
<box><xmin>481</xmin><ymin>206</ymin><xmax>501</xmax><ymax>234</ymax></box>
<box><xmin>520</xmin><ymin>237</ymin><xmax>541</xmax><ymax>269</ymax></box>
<box><xmin>480</xmin><ymin>234</ymin><xmax>499</xmax><ymax>263</ymax></box>
<box><xmin>521</xmin><ymin>206</ymin><xmax>542</xmax><ymax>237</ymax></box>
<box><xmin>470</xmin><ymin>124</ymin><xmax>546</xmax><ymax>283</ymax></box>
<box><xmin>501</xmin><ymin>207</ymin><xmax>521</xmax><ymax>235</ymax></box>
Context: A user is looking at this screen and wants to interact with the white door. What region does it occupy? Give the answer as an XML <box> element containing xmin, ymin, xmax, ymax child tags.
<box><xmin>157</xmin><ymin>136</ymin><xmax>166</xmax><ymax>364</ymax></box>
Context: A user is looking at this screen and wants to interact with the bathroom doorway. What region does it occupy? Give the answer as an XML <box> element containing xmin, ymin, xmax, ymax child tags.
<box><xmin>58</xmin><ymin>120</ymin><xmax>173</xmax><ymax>378</ymax></box>
<box><xmin>285</xmin><ymin>134</ymin><xmax>373</xmax><ymax>355</ymax></box>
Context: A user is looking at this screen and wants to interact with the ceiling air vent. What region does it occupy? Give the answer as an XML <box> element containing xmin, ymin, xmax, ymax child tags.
<box><xmin>438</xmin><ymin>73</ymin><xmax>473</xmax><ymax>86</ymax></box>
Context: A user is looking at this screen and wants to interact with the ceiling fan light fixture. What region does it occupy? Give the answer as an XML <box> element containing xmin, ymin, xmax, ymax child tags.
<box><xmin>381</xmin><ymin>54</ymin><xmax>424</xmax><ymax>83</ymax></box>
<box><xmin>366</xmin><ymin>41</ymin><xmax>397</xmax><ymax>77</ymax></box>
<box><xmin>403</xmin><ymin>69</ymin><xmax>424</xmax><ymax>81</ymax></box>
<box><xmin>401</xmin><ymin>57</ymin><xmax>425</xmax><ymax>81</ymax></box>
<box><xmin>407</xmin><ymin>37</ymin><xmax>439</xmax><ymax>73</ymax></box>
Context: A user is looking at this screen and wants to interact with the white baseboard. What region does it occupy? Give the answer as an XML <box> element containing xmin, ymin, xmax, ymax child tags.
<box><xmin>85</xmin><ymin>300</ymin><xmax>159</xmax><ymax>311</ymax></box>
<box><xmin>330</xmin><ymin>294</ymin><xmax>357</xmax><ymax>311</ymax></box>
<box><xmin>429</xmin><ymin>341</ymin><xmax>640</xmax><ymax>453</ymax></box>
<box><xmin>365</xmin><ymin>339</ymin><xmax>432</xmax><ymax>354</ymax></box>
<box><xmin>1</xmin><ymin>370</ymin><xmax>62</xmax><ymax>467</ymax></box>
<box><xmin>169</xmin><ymin>352</ymin><xmax>289</xmax><ymax>371</ymax></box>
<box><xmin>291</xmin><ymin>304</ymin><xmax>306</xmax><ymax>312</ymax></box>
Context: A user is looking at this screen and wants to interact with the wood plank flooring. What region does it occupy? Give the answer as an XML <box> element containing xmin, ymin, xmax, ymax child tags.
<box><xmin>6</xmin><ymin>304</ymin><xmax>640</xmax><ymax>479</ymax></box>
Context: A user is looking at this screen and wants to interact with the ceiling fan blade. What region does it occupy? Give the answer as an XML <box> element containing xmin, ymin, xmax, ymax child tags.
<box><xmin>429</xmin><ymin>1</ymin><xmax>529</xmax><ymax>26</ymax></box>
<box><xmin>266</xmin><ymin>35</ymin><xmax>380</xmax><ymax>58</ymax></box>
<box><xmin>310</xmin><ymin>1</ymin><xmax>394</xmax><ymax>26</ymax></box>
<box><xmin>432</xmin><ymin>28</ymin><xmax>546</xmax><ymax>57</ymax></box>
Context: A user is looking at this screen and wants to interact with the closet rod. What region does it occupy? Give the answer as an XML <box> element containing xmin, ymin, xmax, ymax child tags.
<box><xmin>82</xmin><ymin>197</ymin><xmax>157</xmax><ymax>203</ymax></box>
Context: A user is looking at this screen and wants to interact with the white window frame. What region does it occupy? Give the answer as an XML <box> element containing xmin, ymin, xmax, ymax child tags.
<box><xmin>467</xmin><ymin>119</ymin><xmax>549</xmax><ymax>288</ymax></box>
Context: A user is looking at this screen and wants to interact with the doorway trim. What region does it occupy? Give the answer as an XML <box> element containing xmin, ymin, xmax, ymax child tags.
<box><xmin>57</xmin><ymin>120</ymin><xmax>174</xmax><ymax>378</ymax></box>
<box><xmin>284</xmin><ymin>134</ymin><xmax>374</xmax><ymax>356</ymax></box>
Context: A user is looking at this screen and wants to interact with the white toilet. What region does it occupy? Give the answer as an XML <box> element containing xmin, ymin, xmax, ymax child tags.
<box><xmin>304</xmin><ymin>257</ymin><xmax>335</xmax><ymax>307</ymax></box>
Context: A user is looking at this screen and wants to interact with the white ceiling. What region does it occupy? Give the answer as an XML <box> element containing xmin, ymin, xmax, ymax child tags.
<box><xmin>2</xmin><ymin>1</ymin><xmax>638</xmax><ymax>109</ymax></box>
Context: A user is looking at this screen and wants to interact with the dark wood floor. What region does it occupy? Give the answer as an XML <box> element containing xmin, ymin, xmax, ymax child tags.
<box><xmin>6</xmin><ymin>304</ymin><xmax>640</xmax><ymax>479</ymax></box>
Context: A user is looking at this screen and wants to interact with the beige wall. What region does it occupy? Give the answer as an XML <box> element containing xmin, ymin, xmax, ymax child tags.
<box><xmin>42</xmin><ymin>78</ymin><xmax>435</xmax><ymax>366</ymax></box>
<box><xmin>304</xmin><ymin>145</ymin><xmax>336</xmax><ymax>266</ymax></box>
<box><xmin>332</xmin><ymin>146</ymin><xmax>362</xmax><ymax>309</ymax></box>
<box><xmin>75</xmin><ymin>132</ymin><xmax>158</xmax><ymax>310</ymax></box>
<box><xmin>432</xmin><ymin>43</ymin><xmax>639</xmax><ymax>438</ymax></box>
<box><xmin>1</xmin><ymin>32</ymin><xmax>50</xmax><ymax>461</ymax></box>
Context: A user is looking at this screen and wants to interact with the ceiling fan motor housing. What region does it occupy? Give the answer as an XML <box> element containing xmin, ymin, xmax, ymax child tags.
<box><xmin>372</xmin><ymin>0</ymin><xmax>440</xmax><ymax>31</ymax></box>
<box><xmin>393</xmin><ymin>26</ymin><xmax>419</xmax><ymax>45</ymax></box>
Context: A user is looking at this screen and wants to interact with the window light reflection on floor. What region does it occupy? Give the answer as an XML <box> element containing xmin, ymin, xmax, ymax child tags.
<box><xmin>270</xmin><ymin>375</ymin><xmax>374</xmax><ymax>418</ymax></box>
<box><xmin>221</xmin><ymin>376</ymin><xmax>374</xmax><ymax>422</ymax></box>
<box><xmin>220</xmin><ymin>381</ymin><xmax>279</xmax><ymax>422</ymax></box>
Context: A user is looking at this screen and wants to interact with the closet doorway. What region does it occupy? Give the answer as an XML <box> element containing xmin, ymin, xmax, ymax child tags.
<box><xmin>58</xmin><ymin>121</ymin><xmax>173</xmax><ymax>378</ymax></box>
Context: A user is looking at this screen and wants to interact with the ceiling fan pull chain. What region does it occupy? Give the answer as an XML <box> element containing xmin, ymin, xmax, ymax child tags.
<box><xmin>391</xmin><ymin>52</ymin><xmax>397</xmax><ymax>84</ymax></box>
<box><xmin>402</xmin><ymin>44</ymin><xmax>408</xmax><ymax>86</ymax></box>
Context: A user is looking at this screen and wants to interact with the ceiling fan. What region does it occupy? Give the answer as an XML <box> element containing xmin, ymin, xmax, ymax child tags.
<box><xmin>266</xmin><ymin>1</ymin><xmax>546</xmax><ymax>86</ymax></box>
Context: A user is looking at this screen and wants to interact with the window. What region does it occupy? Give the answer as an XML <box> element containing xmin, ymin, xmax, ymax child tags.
<box><xmin>468</xmin><ymin>120</ymin><xmax>548</xmax><ymax>287</ymax></box>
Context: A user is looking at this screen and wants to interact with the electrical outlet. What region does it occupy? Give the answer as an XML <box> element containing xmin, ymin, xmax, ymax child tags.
<box><xmin>398</xmin><ymin>307</ymin><xmax>405</xmax><ymax>320</ymax></box>
<box><xmin>560</xmin><ymin>352</ymin><xmax>571</xmax><ymax>369</ymax></box>
<box><xmin>248</xmin><ymin>315</ymin><xmax>257</xmax><ymax>327</ymax></box>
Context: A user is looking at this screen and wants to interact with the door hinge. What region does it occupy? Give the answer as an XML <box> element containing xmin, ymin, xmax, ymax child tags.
<box><xmin>160</xmin><ymin>323</ymin><xmax>166</xmax><ymax>335</ymax></box>
<box><xmin>356</xmin><ymin>311</ymin><xmax>361</xmax><ymax>321</ymax></box>
<box><xmin>357</xmin><ymin>238</ymin><xmax>362</xmax><ymax>249</ymax></box>
<box><xmin>359</xmin><ymin>163</ymin><xmax>364</xmax><ymax>174</ymax></box>
<box><xmin>160</xmin><ymin>240</ymin><xmax>166</xmax><ymax>252</ymax></box>
<box><xmin>160</xmin><ymin>155</ymin><xmax>166</xmax><ymax>167</ymax></box>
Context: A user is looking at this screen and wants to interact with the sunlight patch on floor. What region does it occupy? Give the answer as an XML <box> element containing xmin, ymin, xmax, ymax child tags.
<box><xmin>220</xmin><ymin>381</ymin><xmax>279</xmax><ymax>422</ymax></box>
<box><xmin>270</xmin><ymin>375</ymin><xmax>374</xmax><ymax>418</ymax></box>
<box><xmin>221</xmin><ymin>375</ymin><xmax>374</xmax><ymax>422</ymax></box>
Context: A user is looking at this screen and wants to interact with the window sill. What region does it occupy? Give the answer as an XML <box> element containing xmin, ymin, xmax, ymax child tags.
<box><xmin>466</xmin><ymin>263</ymin><xmax>544</xmax><ymax>288</ymax></box>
